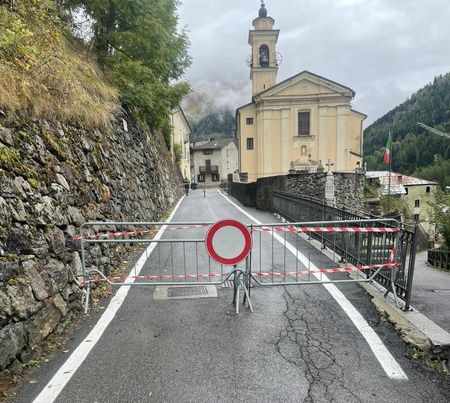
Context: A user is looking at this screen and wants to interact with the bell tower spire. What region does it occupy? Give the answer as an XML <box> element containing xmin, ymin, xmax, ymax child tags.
<box><xmin>249</xmin><ymin>1</ymin><xmax>279</xmax><ymax>96</ymax></box>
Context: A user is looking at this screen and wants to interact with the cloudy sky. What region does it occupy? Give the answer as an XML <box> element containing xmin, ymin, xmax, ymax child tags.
<box><xmin>178</xmin><ymin>0</ymin><xmax>450</xmax><ymax>125</ymax></box>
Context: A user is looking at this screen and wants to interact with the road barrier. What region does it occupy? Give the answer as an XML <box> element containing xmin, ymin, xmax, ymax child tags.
<box><xmin>272</xmin><ymin>191</ymin><xmax>417</xmax><ymax>310</ymax></box>
<box><xmin>79</xmin><ymin>218</ymin><xmax>403</xmax><ymax>314</ymax></box>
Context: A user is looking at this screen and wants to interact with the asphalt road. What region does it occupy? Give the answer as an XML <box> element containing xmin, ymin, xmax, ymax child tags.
<box><xmin>15</xmin><ymin>190</ymin><xmax>450</xmax><ymax>403</ymax></box>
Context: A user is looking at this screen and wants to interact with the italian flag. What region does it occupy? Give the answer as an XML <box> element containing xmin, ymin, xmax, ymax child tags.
<box><xmin>384</xmin><ymin>132</ymin><xmax>392</xmax><ymax>165</ymax></box>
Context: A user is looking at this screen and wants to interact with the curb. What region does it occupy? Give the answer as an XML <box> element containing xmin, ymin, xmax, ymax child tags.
<box><xmin>357</xmin><ymin>278</ymin><xmax>450</xmax><ymax>357</ymax></box>
<box><xmin>271</xmin><ymin>213</ymin><xmax>450</xmax><ymax>359</ymax></box>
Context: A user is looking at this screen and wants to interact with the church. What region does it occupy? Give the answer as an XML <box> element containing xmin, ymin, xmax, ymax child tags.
<box><xmin>236</xmin><ymin>2</ymin><xmax>366</xmax><ymax>183</ymax></box>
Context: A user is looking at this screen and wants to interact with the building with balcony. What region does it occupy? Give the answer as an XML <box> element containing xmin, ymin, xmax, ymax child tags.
<box><xmin>191</xmin><ymin>138</ymin><xmax>238</xmax><ymax>185</ymax></box>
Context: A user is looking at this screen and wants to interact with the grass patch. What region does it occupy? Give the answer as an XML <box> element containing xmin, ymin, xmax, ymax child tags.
<box><xmin>0</xmin><ymin>1</ymin><xmax>118</xmax><ymax>129</ymax></box>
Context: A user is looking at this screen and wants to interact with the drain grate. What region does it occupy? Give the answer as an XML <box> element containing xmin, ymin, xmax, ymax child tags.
<box><xmin>168</xmin><ymin>286</ymin><xmax>209</xmax><ymax>298</ymax></box>
<box><xmin>153</xmin><ymin>285</ymin><xmax>218</xmax><ymax>300</ymax></box>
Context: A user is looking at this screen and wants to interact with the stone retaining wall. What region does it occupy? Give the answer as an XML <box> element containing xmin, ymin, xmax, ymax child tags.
<box><xmin>0</xmin><ymin>112</ymin><xmax>182</xmax><ymax>370</ymax></box>
<box><xmin>255</xmin><ymin>172</ymin><xmax>365</xmax><ymax>212</ymax></box>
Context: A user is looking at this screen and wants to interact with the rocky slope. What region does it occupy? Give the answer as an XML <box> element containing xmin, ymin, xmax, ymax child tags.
<box><xmin>0</xmin><ymin>112</ymin><xmax>182</xmax><ymax>370</ymax></box>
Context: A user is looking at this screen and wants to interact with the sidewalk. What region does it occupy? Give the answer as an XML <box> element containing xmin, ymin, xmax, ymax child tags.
<box><xmin>412</xmin><ymin>251</ymin><xmax>450</xmax><ymax>333</ymax></box>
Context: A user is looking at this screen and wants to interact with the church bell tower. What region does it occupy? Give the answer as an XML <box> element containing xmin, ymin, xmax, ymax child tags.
<box><xmin>249</xmin><ymin>1</ymin><xmax>280</xmax><ymax>96</ymax></box>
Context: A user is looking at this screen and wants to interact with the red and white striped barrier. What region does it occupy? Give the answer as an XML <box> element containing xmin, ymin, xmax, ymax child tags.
<box><xmin>74</xmin><ymin>225</ymin><xmax>400</xmax><ymax>241</ymax></box>
<box><xmin>82</xmin><ymin>262</ymin><xmax>399</xmax><ymax>286</ymax></box>
<box><xmin>253</xmin><ymin>226</ymin><xmax>400</xmax><ymax>234</ymax></box>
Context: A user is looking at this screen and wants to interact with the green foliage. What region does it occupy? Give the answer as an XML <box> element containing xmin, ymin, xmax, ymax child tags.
<box><xmin>364</xmin><ymin>73</ymin><xmax>450</xmax><ymax>187</ymax></box>
<box><xmin>63</xmin><ymin>0</ymin><xmax>191</xmax><ymax>132</ymax></box>
<box><xmin>415</xmin><ymin>157</ymin><xmax>450</xmax><ymax>190</ymax></box>
<box><xmin>379</xmin><ymin>196</ymin><xmax>410</xmax><ymax>218</ymax></box>
<box><xmin>429</xmin><ymin>189</ymin><xmax>450</xmax><ymax>249</ymax></box>
<box><xmin>191</xmin><ymin>108</ymin><xmax>236</xmax><ymax>141</ymax></box>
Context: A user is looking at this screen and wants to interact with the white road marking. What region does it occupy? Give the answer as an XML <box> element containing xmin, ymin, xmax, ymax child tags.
<box><xmin>218</xmin><ymin>189</ymin><xmax>408</xmax><ymax>381</ymax></box>
<box><xmin>33</xmin><ymin>196</ymin><xmax>186</xmax><ymax>403</ymax></box>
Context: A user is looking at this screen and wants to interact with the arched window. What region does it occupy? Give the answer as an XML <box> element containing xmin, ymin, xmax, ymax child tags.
<box><xmin>259</xmin><ymin>45</ymin><xmax>270</xmax><ymax>67</ymax></box>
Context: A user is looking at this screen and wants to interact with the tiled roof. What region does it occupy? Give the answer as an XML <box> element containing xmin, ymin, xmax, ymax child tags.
<box><xmin>191</xmin><ymin>137</ymin><xmax>236</xmax><ymax>151</ymax></box>
<box><xmin>365</xmin><ymin>171</ymin><xmax>437</xmax><ymax>186</ymax></box>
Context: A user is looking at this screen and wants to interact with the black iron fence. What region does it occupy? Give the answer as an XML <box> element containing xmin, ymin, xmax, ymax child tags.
<box><xmin>273</xmin><ymin>191</ymin><xmax>418</xmax><ymax>310</ymax></box>
<box><xmin>427</xmin><ymin>249</ymin><xmax>450</xmax><ymax>271</ymax></box>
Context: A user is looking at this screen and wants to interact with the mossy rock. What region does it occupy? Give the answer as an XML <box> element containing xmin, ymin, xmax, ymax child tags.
<box><xmin>0</xmin><ymin>145</ymin><xmax>38</xmax><ymax>179</ymax></box>
<box><xmin>0</xmin><ymin>146</ymin><xmax>21</xmax><ymax>169</ymax></box>
<box><xmin>42</xmin><ymin>131</ymin><xmax>66</xmax><ymax>161</ymax></box>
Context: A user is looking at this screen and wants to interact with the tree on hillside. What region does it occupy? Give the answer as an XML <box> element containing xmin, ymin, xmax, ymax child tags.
<box><xmin>429</xmin><ymin>189</ymin><xmax>450</xmax><ymax>249</ymax></box>
<box><xmin>63</xmin><ymin>0</ymin><xmax>191</xmax><ymax>132</ymax></box>
<box><xmin>364</xmin><ymin>73</ymin><xmax>450</xmax><ymax>187</ymax></box>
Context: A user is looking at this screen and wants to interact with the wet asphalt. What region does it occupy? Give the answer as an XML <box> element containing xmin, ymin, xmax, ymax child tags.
<box><xmin>14</xmin><ymin>190</ymin><xmax>450</xmax><ymax>403</ymax></box>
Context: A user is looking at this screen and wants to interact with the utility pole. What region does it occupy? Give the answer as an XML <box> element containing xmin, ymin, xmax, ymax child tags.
<box><xmin>417</xmin><ymin>122</ymin><xmax>450</xmax><ymax>140</ymax></box>
<box><xmin>387</xmin><ymin>129</ymin><xmax>392</xmax><ymax>213</ymax></box>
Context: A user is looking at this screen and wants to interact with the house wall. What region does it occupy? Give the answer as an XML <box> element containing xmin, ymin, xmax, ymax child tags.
<box><xmin>220</xmin><ymin>142</ymin><xmax>239</xmax><ymax>179</ymax></box>
<box><xmin>170</xmin><ymin>109</ymin><xmax>191</xmax><ymax>181</ymax></box>
<box><xmin>404</xmin><ymin>184</ymin><xmax>437</xmax><ymax>234</ymax></box>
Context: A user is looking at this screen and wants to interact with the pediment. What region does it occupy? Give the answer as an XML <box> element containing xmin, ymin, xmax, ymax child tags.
<box><xmin>257</xmin><ymin>71</ymin><xmax>354</xmax><ymax>99</ymax></box>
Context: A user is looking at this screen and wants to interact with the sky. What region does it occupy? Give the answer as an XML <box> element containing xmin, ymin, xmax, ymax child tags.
<box><xmin>178</xmin><ymin>0</ymin><xmax>450</xmax><ymax>125</ymax></box>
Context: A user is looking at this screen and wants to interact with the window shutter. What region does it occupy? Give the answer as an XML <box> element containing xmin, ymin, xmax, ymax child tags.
<box><xmin>298</xmin><ymin>112</ymin><xmax>310</xmax><ymax>136</ymax></box>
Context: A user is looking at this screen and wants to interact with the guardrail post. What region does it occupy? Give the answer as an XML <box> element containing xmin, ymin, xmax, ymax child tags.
<box><xmin>404</xmin><ymin>223</ymin><xmax>418</xmax><ymax>311</ymax></box>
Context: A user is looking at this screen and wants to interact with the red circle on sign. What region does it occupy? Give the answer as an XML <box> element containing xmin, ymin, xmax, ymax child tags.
<box><xmin>205</xmin><ymin>219</ymin><xmax>252</xmax><ymax>265</ymax></box>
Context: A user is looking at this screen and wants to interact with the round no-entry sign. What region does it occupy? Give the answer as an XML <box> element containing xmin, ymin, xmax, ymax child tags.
<box><xmin>205</xmin><ymin>219</ymin><xmax>252</xmax><ymax>266</ymax></box>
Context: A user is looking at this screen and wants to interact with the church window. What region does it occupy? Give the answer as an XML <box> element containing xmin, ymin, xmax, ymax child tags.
<box><xmin>298</xmin><ymin>111</ymin><xmax>311</xmax><ymax>136</ymax></box>
<box><xmin>246</xmin><ymin>117</ymin><xmax>254</xmax><ymax>125</ymax></box>
<box><xmin>247</xmin><ymin>138</ymin><xmax>254</xmax><ymax>150</ymax></box>
<box><xmin>259</xmin><ymin>45</ymin><xmax>270</xmax><ymax>67</ymax></box>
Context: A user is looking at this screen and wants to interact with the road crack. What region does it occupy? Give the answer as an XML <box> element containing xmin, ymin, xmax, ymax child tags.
<box><xmin>274</xmin><ymin>288</ymin><xmax>363</xmax><ymax>403</ymax></box>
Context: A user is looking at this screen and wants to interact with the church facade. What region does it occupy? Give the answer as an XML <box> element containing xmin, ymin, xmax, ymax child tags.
<box><xmin>236</xmin><ymin>2</ymin><xmax>366</xmax><ymax>183</ymax></box>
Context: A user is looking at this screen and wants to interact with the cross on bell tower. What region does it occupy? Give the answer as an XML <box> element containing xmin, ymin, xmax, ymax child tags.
<box><xmin>249</xmin><ymin>1</ymin><xmax>280</xmax><ymax>96</ymax></box>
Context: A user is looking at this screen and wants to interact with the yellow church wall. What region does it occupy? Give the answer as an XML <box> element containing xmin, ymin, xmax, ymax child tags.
<box><xmin>252</xmin><ymin>69</ymin><xmax>278</xmax><ymax>95</ymax></box>
<box><xmin>318</xmin><ymin>106</ymin><xmax>338</xmax><ymax>168</ymax></box>
<box><xmin>238</xmin><ymin>105</ymin><xmax>258</xmax><ymax>182</ymax></box>
<box><xmin>237</xmin><ymin>101</ymin><xmax>364</xmax><ymax>182</ymax></box>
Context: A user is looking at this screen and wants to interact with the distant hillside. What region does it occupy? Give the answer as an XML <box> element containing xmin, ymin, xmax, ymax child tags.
<box><xmin>189</xmin><ymin>108</ymin><xmax>236</xmax><ymax>141</ymax></box>
<box><xmin>364</xmin><ymin>73</ymin><xmax>450</xmax><ymax>188</ymax></box>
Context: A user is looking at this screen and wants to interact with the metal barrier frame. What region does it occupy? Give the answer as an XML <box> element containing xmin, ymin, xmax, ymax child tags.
<box><xmin>79</xmin><ymin>219</ymin><xmax>403</xmax><ymax>314</ymax></box>
<box><xmin>244</xmin><ymin>220</ymin><xmax>402</xmax><ymax>308</ymax></box>
<box><xmin>80</xmin><ymin>221</ymin><xmax>253</xmax><ymax>314</ymax></box>
<box><xmin>272</xmin><ymin>191</ymin><xmax>418</xmax><ymax>310</ymax></box>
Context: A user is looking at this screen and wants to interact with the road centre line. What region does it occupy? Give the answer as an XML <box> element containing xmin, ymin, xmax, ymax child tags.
<box><xmin>217</xmin><ymin>189</ymin><xmax>408</xmax><ymax>381</ymax></box>
<box><xmin>33</xmin><ymin>196</ymin><xmax>186</xmax><ymax>403</ymax></box>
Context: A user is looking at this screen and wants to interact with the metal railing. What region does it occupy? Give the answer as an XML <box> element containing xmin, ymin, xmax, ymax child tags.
<box><xmin>199</xmin><ymin>165</ymin><xmax>219</xmax><ymax>174</ymax></box>
<box><xmin>428</xmin><ymin>249</ymin><xmax>450</xmax><ymax>271</ymax></box>
<box><xmin>272</xmin><ymin>191</ymin><xmax>418</xmax><ymax>310</ymax></box>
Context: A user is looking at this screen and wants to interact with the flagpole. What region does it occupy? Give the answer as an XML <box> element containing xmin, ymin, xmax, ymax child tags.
<box><xmin>388</xmin><ymin>129</ymin><xmax>392</xmax><ymax>212</ymax></box>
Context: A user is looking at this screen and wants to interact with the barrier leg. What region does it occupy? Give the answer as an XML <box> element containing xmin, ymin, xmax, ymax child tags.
<box><xmin>235</xmin><ymin>279</ymin><xmax>240</xmax><ymax>315</ymax></box>
<box><xmin>84</xmin><ymin>278</ymin><xmax>91</xmax><ymax>314</ymax></box>
<box><xmin>241</xmin><ymin>278</ymin><xmax>254</xmax><ymax>313</ymax></box>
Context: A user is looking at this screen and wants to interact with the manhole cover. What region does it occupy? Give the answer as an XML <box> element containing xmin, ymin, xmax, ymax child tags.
<box><xmin>153</xmin><ymin>285</ymin><xmax>218</xmax><ymax>300</ymax></box>
<box><xmin>168</xmin><ymin>286</ymin><xmax>209</xmax><ymax>298</ymax></box>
